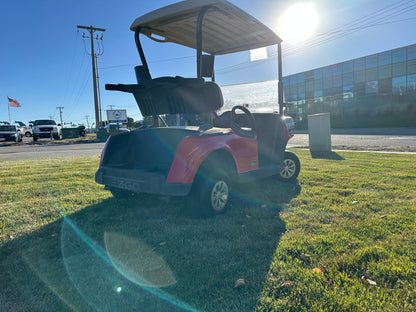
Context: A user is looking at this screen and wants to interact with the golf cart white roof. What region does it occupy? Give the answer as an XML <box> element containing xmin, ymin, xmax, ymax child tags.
<box><xmin>130</xmin><ymin>0</ymin><xmax>282</xmax><ymax>55</ymax></box>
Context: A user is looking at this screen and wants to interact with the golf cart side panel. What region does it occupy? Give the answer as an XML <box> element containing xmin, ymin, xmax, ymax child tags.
<box><xmin>166</xmin><ymin>133</ymin><xmax>258</xmax><ymax>184</ymax></box>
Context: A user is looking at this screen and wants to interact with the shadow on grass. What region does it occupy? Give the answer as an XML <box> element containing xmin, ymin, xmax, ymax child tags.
<box><xmin>0</xmin><ymin>179</ymin><xmax>300</xmax><ymax>312</ymax></box>
<box><xmin>310</xmin><ymin>151</ymin><xmax>345</xmax><ymax>160</ymax></box>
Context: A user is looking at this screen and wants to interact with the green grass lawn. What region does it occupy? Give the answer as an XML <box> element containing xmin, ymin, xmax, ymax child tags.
<box><xmin>0</xmin><ymin>150</ymin><xmax>415</xmax><ymax>311</ymax></box>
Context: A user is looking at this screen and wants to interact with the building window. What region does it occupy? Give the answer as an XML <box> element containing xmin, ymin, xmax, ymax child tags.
<box><xmin>354</xmin><ymin>70</ymin><xmax>365</xmax><ymax>83</ymax></box>
<box><xmin>314</xmin><ymin>90</ymin><xmax>323</xmax><ymax>102</ymax></box>
<box><xmin>343</xmin><ymin>61</ymin><xmax>353</xmax><ymax>73</ymax></box>
<box><xmin>333</xmin><ymin>75</ymin><xmax>342</xmax><ymax>87</ymax></box>
<box><xmin>378</xmin><ymin>64</ymin><xmax>392</xmax><ymax>79</ymax></box>
<box><xmin>343</xmin><ymin>72</ymin><xmax>353</xmax><ymax>85</ymax></box>
<box><xmin>298</xmin><ymin>82</ymin><xmax>305</xmax><ymax>93</ymax></box>
<box><xmin>290</xmin><ymin>84</ymin><xmax>298</xmax><ymax>95</ymax></box>
<box><xmin>306</xmin><ymin>80</ymin><xmax>314</xmax><ymax>92</ymax></box>
<box><xmin>314</xmin><ymin>79</ymin><xmax>322</xmax><ymax>90</ymax></box>
<box><xmin>289</xmin><ymin>75</ymin><xmax>297</xmax><ymax>85</ymax></box>
<box><xmin>283</xmin><ymin>77</ymin><xmax>290</xmax><ymax>87</ymax></box>
<box><xmin>366</xmin><ymin>68</ymin><xmax>378</xmax><ymax>81</ymax></box>
<box><xmin>298</xmin><ymin>93</ymin><xmax>306</xmax><ymax>104</ymax></box>
<box><xmin>354</xmin><ymin>57</ymin><xmax>365</xmax><ymax>71</ymax></box>
<box><xmin>408</xmin><ymin>45</ymin><xmax>416</xmax><ymax>60</ymax></box>
<box><xmin>379</xmin><ymin>51</ymin><xmax>391</xmax><ymax>65</ymax></box>
<box><xmin>392</xmin><ymin>47</ymin><xmax>406</xmax><ymax>63</ymax></box>
<box><xmin>323</xmin><ymin>77</ymin><xmax>333</xmax><ymax>89</ymax></box>
<box><xmin>392</xmin><ymin>62</ymin><xmax>406</xmax><ymax>77</ymax></box>
<box><xmin>366</xmin><ymin>54</ymin><xmax>378</xmax><ymax>68</ymax></box>
<box><xmin>297</xmin><ymin>73</ymin><xmax>305</xmax><ymax>84</ymax></box>
<box><xmin>332</xmin><ymin>63</ymin><xmax>342</xmax><ymax>76</ymax></box>
<box><xmin>379</xmin><ymin>78</ymin><xmax>392</xmax><ymax>95</ymax></box>
<box><xmin>392</xmin><ymin>76</ymin><xmax>406</xmax><ymax>94</ymax></box>
<box><xmin>365</xmin><ymin>81</ymin><xmax>378</xmax><ymax>94</ymax></box>
<box><xmin>407</xmin><ymin>59</ymin><xmax>416</xmax><ymax>75</ymax></box>
<box><xmin>354</xmin><ymin>82</ymin><xmax>365</xmax><ymax>96</ymax></box>
<box><xmin>305</xmin><ymin>70</ymin><xmax>314</xmax><ymax>80</ymax></box>
<box><xmin>323</xmin><ymin>66</ymin><xmax>332</xmax><ymax>78</ymax></box>
<box><xmin>314</xmin><ymin>68</ymin><xmax>322</xmax><ymax>80</ymax></box>
<box><xmin>407</xmin><ymin>74</ymin><xmax>416</xmax><ymax>91</ymax></box>
<box><xmin>343</xmin><ymin>85</ymin><xmax>353</xmax><ymax>99</ymax></box>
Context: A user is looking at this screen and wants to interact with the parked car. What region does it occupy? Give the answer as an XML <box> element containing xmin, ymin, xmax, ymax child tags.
<box><xmin>32</xmin><ymin>119</ymin><xmax>62</xmax><ymax>141</ymax></box>
<box><xmin>282</xmin><ymin>115</ymin><xmax>295</xmax><ymax>137</ymax></box>
<box><xmin>95</xmin><ymin>0</ymin><xmax>300</xmax><ymax>216</ymax></box>
<box><xmin>0</xmin><ymin>124</ymin><xmax>23</xmax><ymax>142</ymax></box>
<box><xmin>105</xmin><ymin>124</ymin><xmax>129</xmax><ymax>133</ymax></box>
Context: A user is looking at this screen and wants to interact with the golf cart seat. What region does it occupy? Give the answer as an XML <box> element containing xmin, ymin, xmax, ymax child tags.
<box><xmin>106</xmin><ymin>76</ymin><xmax>224</xmax><ymax>116</ymax></box>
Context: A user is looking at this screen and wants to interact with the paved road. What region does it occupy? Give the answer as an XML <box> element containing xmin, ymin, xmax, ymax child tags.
<box><xmin>287</xmin><ymin>128</ymin><xmax>416</xmax><ymax>152</ymax></box>
<box><xmin>0</xmin><ymin>140</ymin><xmax>105</xmax><ymax>161</ymax></box>
<box><xmin>0</xmin><ymin>128</ymin><xmax>415</xmax><ymax>161</ymax></box>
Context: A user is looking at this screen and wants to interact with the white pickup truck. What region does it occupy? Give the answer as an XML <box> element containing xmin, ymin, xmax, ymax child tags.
<box><xmin>32</xmin><ymin>119</ymin><xmax>62</xmax><ymax>141</ymax></box>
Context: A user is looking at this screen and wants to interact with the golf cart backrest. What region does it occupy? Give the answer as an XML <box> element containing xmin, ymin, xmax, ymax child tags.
<box><xmin>105</xmin><ymin>76</ymin><xmax>224</xmax><ymax>116</ymax></box>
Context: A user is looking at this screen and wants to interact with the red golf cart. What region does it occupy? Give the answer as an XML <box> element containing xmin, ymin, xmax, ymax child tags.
<box><xmin>95</xmin><ymin>0</ymin><xmax>300</xmax><ymax>216</ymax></box>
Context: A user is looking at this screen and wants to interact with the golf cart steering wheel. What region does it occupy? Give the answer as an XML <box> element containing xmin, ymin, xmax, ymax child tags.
<box><xmin>231</xmin><ymin>105</ymin><xmax>256</xmax><ymax>139</ymax></box>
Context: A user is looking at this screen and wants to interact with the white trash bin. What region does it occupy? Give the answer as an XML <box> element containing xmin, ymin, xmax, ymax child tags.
<box><xmin>308</xmin><ymin>113</ymin><xmax>332</xmax><ymax>152</ymax></box>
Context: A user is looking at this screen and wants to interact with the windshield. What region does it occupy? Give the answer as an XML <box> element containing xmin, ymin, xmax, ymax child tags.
<box><xmin>0</xmin><ymin>125</ymin><xmax>16</xmax><ymax>131</ymax></box>
<box><xmin>35</xmin><ymin>120</ymin><xmax>56</xmax><ymax>126</ymax></box>
<box><xmin>143</xmin><ymin>114</ymin><xmax>205</xmax><ymax>127</ymax></box>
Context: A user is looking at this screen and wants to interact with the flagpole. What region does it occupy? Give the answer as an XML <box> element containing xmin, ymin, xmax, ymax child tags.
<box><xmin>7</xmin><ymin>97</ymin><xmax>11</xmax><ymax>123</ymax></box>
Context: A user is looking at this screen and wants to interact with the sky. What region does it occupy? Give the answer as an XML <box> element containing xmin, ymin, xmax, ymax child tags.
<box><xmin>1</xmin><ymin>0</ymin><xmax>415</xmax><ymax>126</ymax></box>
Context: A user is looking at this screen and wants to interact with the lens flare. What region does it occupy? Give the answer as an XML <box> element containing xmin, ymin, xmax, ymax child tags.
<box><xmin>277</xmin><ymin>3</ymin><xmax>319</xmax><ymax>44</ymax></box>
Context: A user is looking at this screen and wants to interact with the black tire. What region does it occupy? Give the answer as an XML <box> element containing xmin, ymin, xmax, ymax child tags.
<box><xmin>109</xmin><ymin>187</ymin><xmax>135</xmax><ymax>199</ymax></box>
<box><xmin>25</xmin><ymin>132</ymin><xmax>31</xmax><ymax>137</ymax></box>
<box><xmin>33</xmin><ymin>136</ymin><xmax>38</xmax><ymax>142</ymax></box>
<box><xmin>186</xmin><ymin>169</ymin><xmax>231</xmax><ymax>217</ymax></box>
<box><xmin>277</xmin><ymin>151</ymin><xmax>300</xmax><ymax>182</ymax></box>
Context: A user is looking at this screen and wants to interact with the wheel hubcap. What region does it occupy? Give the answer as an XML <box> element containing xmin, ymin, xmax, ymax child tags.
<box><xmin>211</xmin><ymin>180</ymin><xmax>229</xmax><ymax>211</ymax></box>
<box><xmin>281</xmin><ymin>159</ymin><xmax>296</xmax><ymax>179</ymax></box>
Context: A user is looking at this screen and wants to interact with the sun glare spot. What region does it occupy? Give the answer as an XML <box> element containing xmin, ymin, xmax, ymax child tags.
<box><xmin>277</xmin><ymin>3</ymin><xmax>319</xmax><ymax>44</ymax></box>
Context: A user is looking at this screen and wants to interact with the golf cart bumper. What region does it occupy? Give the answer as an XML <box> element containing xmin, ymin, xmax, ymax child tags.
<box><xmin>95</xmin><ymin>168</ymin><xmax>192</xmax><ymax>196</ymax></box>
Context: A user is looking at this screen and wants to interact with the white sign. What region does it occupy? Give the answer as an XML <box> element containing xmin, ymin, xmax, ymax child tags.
<box><xmin>107</xmin><ymin>110</ymin><xmax>127</xmax><ymax>123</ymax></box>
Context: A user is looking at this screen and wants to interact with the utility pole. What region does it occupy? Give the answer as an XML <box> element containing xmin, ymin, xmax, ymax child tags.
<box><xmin>85</xmin><ymin>115</ymin><xmax>90</xmax><ymax>129</ymax></box>
<box><xmin>77</xmin><ymin>25</ymin><xmax>105</xmax><ymax>129</ymax></box>
<box><xmin>56</xmin><ymin>106</ymin><xmax>64</xmax><ymax>126</ymax></box>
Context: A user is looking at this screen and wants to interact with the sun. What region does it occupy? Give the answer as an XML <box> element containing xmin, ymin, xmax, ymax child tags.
<box><xmin>277</xmin><ymin>3</ymin><xmax>319</xmax><ymax>44</ymax></box>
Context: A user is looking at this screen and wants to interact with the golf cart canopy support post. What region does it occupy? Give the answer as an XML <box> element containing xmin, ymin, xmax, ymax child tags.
<box><xmin>130</xmin><ymin>0</ymin><xmax>285</xmax><ymax>113</ymax></box>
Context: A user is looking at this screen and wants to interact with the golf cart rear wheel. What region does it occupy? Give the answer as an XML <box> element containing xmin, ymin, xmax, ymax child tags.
<box><xmin>278</xmin><ymin>151</ymin><xmax>300</xmax><ymax>182</ymax></box>
<box><xmin>188</xmin><ymin>169</ymin><xmax>231</xmax><ymax>217</ymax></box>
<box><xmin>109</xmin><ymin>187</ymin><xmax>135</xmax><ymax>199</ymax></box>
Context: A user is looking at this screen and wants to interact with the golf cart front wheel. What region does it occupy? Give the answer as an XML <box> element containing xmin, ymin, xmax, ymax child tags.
<box><xmin>278</xmin><ymin>151</ymin><xmax>300</xmax><ymax>182</ymax></box>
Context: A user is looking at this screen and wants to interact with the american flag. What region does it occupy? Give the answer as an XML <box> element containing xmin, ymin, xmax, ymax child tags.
<box><xmin>8</xmin><ymin>97</ymin><xmax>21</xmax><ymax>107</ymax></box>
